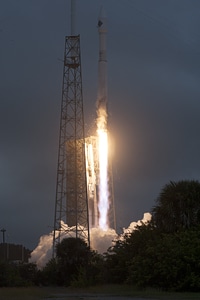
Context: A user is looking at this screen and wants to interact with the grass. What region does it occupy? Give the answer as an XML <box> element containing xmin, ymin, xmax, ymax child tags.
<box><xmin>0</xmin><ymin>285</ymin><xmax>200</xmax><ymax>300</ymax></box>
<box><xmin>80</xmin><ymin>284</ymin><xmax>200</xmax><ymax>299</ymax></box>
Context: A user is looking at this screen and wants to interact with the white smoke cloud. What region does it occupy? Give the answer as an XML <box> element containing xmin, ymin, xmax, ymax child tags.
<box><xmin>30</xmin><ymin>213</ymin><xmax>151</xmax><ymax>269</ymax></box>
<box><xmin>29</xmin><ymin>221</ymin><xmax>88</xmax><ymax>269</ymax></box>
<box><xmin>90</xmin><ymin>227</ymin><xmax>118</xmax><ymax>254</ymax></box>
<box><xmin>122</xmin><ymin>212</ymin><xmax>152</xmax><ymax>235</ymax></box>
<box><xmin>30</xmin><ymin>233</ymin><xmax>53</xmax><ymax>269</ymax></box>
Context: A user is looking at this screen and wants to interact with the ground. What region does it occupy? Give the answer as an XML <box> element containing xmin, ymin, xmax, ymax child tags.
<box><xmin>0</xmin><ymin>285</ymin><xmax>200</xmax><ymax>300</ymax></box>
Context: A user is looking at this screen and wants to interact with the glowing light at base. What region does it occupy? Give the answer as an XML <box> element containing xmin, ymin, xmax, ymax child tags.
<box><xmin>97</xmin><ymin>109</ymin><xmax>109</xmax><ymax>230</ymax></box>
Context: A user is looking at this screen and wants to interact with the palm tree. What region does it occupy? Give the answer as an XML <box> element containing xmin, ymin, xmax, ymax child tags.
<box><xmin>152</xmin><ymin>180</ymin><xmax>200</xmax><ymax>233</ymax></box>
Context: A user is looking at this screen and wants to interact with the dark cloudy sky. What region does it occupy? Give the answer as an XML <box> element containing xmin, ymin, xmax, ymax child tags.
<box><xmin>1</xmin><ymin>0</ymin><xmax>200</xmax><ymax>250</ymax></box>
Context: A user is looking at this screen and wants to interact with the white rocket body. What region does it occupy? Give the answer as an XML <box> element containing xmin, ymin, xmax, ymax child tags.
<box><xmin>97</xmin><ymin>6</ymin><xmax>107</xmax><ymax>112</ymax></box>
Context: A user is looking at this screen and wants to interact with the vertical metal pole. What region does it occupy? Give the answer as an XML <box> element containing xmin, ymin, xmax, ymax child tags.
<box><xmin>71</xmin><ymin>0</ymin><xmax>76</xmax><ymax>35</ymax></box>
<box><xmin>1</xmin><ymin>228</ymin><xmax>6</xmax><ymax>243</ymax></box>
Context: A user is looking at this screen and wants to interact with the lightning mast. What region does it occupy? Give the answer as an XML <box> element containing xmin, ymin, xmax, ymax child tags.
<box><xmin>52</xmin><ymin>0</ymin><xmax>90</xmax><ymax>257</ymax></box>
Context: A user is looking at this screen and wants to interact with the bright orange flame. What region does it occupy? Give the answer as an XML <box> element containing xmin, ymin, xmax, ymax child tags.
<box><xmin>97</xmin><ymin>109</ymin><xmax>109</xmax><ymax>230</ymax></box>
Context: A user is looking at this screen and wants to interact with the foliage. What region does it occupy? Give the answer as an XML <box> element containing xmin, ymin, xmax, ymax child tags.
<box><xmin>86</xmin><ymin>250</ymin><xmax>105</xmax><ymax>285</ymax></box>
<box><xmin>0</xmin><ymin>261</ymin><xmax>37</xmax><ymax>287</ymax></box>
<box><xmin>55</xmin><ymin>237</ymin><xmax>92</xmax><ymax>286</ymax></box>
<box><xmin>37</xmin><ymin>258</ymin><xmax>58</xmax><ymax>286</ymax></box>
<box><xmin>152</xmin><ymin>180</ymin><xmax>200</xmax><ymax>233</ymax></box>
<box><xmin>103</xmin><ymin>239</ymin><xmax>129</xmax><ymax>283</ymax></box>
<box><xmin>1</xmin><ymin>179</ymin><xmax>200</xmax><ymax>291</ymax></box>
<box><xmin>103</xmin><ymin>222</ymin><xmax>200</xmax><ymax>291</ymax></box>
<box><xmin>18</xmin><ymin>262</ymin><xmax>38</xmax><ymax>285</ymax></box>
<box><xmin>71</xmin><ymin>265</ymin><xmax>89</xmax><ymax>287</ymax></box>
<box><xmin>39</xmin><ymin>238</ymin><xmax>105</xmax><ymax>287</ymax></box>
<box><xmin>126</xmin><ymin>226</ymin><xmax>200</xmax><ymax>291</ymax></box>
<box><xmin>104</xmin><ymin>222</ymin><xmax>156</xmax><ymax>284</ymax></box>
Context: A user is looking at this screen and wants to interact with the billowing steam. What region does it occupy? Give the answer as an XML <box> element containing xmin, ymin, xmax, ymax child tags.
<box><xmin>122</xmin><ymin>212</ymin><xmax>152</xmax><ymax>235</ymax></box>
<box><xmin>90</xmin><ymin>227</ymin><xmax>117</xmax><ymax>254</ymax></box>
<box><xmin>30</xmin><ymin>232</ymin><xmax>53</xmax><ymax>269</ymax></box>
<box><xmin>30</xmin><ymin>213</ymin><xmax>151</xmax><ymax>269</ymax></box>
<box><xmin>30</xmin><ymin>221</ymin><xmax>87</xmax><ymax>269</ymax></box>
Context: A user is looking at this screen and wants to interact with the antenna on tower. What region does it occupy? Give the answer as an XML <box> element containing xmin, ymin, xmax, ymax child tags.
<box><xmin>71</xmin><ymin>0</ymin><xmax>76</xmax><ymax>35</ymax></box>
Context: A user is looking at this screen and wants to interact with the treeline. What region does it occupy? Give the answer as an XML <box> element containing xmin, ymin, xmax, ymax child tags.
<box><xmin>1</xmin><ymin>180</ymin><xmax>200</xmax><ymax>291</ymax></box>
<box><xmin>0</xmin><ymin>261</ymin><xmax>38</xmax><ymax>286</ymax></box>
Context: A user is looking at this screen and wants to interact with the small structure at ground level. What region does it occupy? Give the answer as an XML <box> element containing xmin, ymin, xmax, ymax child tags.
<box><xmin>0</xmin><ymin>243</ymin><xmax>31</xmax><ymax>262</ymax></box>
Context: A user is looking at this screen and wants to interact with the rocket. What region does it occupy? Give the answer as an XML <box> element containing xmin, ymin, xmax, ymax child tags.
<box><xmin>97</xmin><ymin>6</ymin><xmax>108</xmax><ymax>113</ymax></box>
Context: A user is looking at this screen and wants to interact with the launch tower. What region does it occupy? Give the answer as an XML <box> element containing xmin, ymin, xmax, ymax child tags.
<box><xmin>52</xmin><ymin>0</ymin><xmax>90</xmax><ymax>257</ymax></box>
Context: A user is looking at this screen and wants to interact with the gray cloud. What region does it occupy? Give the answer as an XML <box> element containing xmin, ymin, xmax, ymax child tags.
<box><xmin>0</xmin><ymin>0</ymin><xmax>200</xmax><ymax>249</ymax></box>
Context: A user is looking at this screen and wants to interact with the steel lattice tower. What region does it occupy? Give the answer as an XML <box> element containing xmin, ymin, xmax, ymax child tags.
<box><xmin>52</xmin><ymin>34</ymin><xmax>90</xmax><ymax>257</ymax></box>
